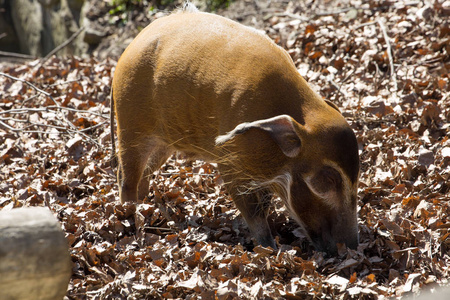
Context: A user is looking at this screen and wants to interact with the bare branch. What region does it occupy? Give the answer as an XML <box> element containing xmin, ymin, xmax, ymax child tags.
<box><xmin>354</xmin><ymin>21</ymin><xmax>377</xmax><ymax>30</ymax></box>
<box><xmin>0</xmin><ymin>119</ymin><xmax>18</xmax><ymax>131</ymax></box>
<box><xmin>41</xmin><ymin>27</ymin><xmax>85</xmax><ymax>63</ymax></box>
<box><xmin>46</xmin><ymin>106</ymin><xmax>109</xmax><ymax>119</ymax></box>
<box><xmin>0</xmin><ymin>72</ymin><xmax>55</xmax><ymax>103</ymax></box>
<box><xmin>0</xmin><ymin>106</ymin><xmax>108</xmax><ymax>119</ymax></box>
<box><xmin>0</xmin><ymin>71</ymin><xmax>104</xmax><ymax>147</ymax></box>
<box><xmin>315</xmin><ymin>7</ymin><xmax>355</xmax><ymax>16</ymax></box>
<box><xmin>0</xmin><ymin>51</ymin><xmax>36</xmax><ymax>60</ymax></box>
<box><xmin>273</xmin><ymin>12</ymin><xmax>308</xmax><ymax>21</ymax></box>
<box><xmin>377</xmin><ymin>19</ymin><xmax>398</xmax><ymax>92</ymax></box>
<box><xmin>352</xmin><ymin>19</ymin><xmax>398</xmax><ymax>93</ymax></box>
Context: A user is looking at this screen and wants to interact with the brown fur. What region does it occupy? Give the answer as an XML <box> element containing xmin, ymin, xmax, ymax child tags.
<box><xmin>111</xmin><ymin>9</ymin><xmax>360</xmax><ymax>254</ymax></box>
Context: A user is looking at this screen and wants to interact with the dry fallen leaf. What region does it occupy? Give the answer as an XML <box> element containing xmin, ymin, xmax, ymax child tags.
<box><xmin>0</xmin><ymin>0</ymin><xmax>449</xmax><ymax>299</ymax></box>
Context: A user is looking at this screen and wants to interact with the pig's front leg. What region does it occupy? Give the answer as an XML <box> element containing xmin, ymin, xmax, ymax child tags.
<box><xmin>228</xmin><ymin>185</ymin><xmax>277</xmax><ymax>249</ymax></box>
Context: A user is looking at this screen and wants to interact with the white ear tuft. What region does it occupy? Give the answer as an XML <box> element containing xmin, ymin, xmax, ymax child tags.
<box><xmin>215</xmin><ymin>133</ymin><xmax>232</xmax><ymax>145</ymax></box>
<box><xmin>182</xmin><ymin>1</ymin><xmax>199</xmax><ymax>13</ymax></box>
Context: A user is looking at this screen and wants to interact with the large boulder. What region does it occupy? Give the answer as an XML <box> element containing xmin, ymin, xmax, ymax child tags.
<box><xmin>0</xmin><ymin>207</ymin><xmax>72</xmax><ymax>300</ymax></box>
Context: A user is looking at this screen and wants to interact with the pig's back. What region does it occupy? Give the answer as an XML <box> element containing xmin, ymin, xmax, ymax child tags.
<box><xmin>113</xmin><ymin>11</ymin><xmax>303</xmax><ymax>156</ymax></box>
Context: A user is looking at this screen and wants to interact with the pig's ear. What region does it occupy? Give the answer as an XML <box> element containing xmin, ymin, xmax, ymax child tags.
<box><xmin>324</xmin><ymin>99</ymin><xmax>341</xmax><ymax>113</ymax></box>
<box><xmin>215</xmin><ymin>115</ymin><xmax>304</xmax><ymax>158</ymax></box>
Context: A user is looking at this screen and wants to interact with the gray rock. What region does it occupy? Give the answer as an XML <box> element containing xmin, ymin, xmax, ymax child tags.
<box><xmin>0</xmin><ymin>207</ymin><xmax>72</xmax><ymax>300</ymax></box>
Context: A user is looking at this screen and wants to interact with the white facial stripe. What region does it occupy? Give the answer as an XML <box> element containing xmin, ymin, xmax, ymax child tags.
<box><xmin>269</xmin><ymin>171</ymin><xmax>293</xmax><ymax>208</ymax></box>
<box><xmin>238</xmin><ymin>171</ymin><xmax>292</xmax><ymax>205</ymax></box>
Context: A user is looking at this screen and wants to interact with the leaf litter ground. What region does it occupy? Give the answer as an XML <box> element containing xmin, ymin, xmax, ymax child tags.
<box><xmin>0</xmin><ymin>0</ymin><xmax>449</xmax><ymax>299</ymax></box>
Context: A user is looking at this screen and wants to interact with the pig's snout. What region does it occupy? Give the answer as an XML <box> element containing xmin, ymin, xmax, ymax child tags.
<box><xmin>311</xmin><ymin>218</ymin><xmax>359</xmax><ymax>255</ymax></box>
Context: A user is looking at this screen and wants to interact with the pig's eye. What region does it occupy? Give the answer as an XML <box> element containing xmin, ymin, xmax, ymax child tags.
<box><xmin>310</xmin><ymin>166</ymin><xmax>342</xmax><ymax>194</ymax></box>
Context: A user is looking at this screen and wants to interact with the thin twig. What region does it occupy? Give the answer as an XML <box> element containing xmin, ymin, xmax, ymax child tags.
<box><xmin>0</xmin><ymin>107</ymin><xmax>49</xmax><ymax>115</ymax></box>
<box><xmin>0</xmin><ymin>117</ymin><xmax>28</xmax><ymax>123</ymax></box>
<box><xmin>0</xmin><ymin>50</ymin><xmax>36</xmax><ymax>60</ymax></box>
<box><xmin>353</xmin><ymin>19</ymin><xmax>398</xmax><ymax>92</ymax></box>
<box><xmin>46</xmin><ymin>106</ymin><xmax>109</xmax><ymax>119</ymax></box>
<box><xmin>273</xmin><ymin>12</ymin><xmax>308</xmax><ymax>21</ymax></box>
<box><xmin>0</xmin><ymin>106</ymin><xmax>108</xmax><ymax>119</ymax></box>
<box><xmin>69</xmin><ymin>126</ymin><xmax>100</xmax><ymax>146</ymax></box>
<box><xmin>41</xmin><ymin>27</ymin><xmax>85</xmax><ymax>63</ymax></box>
<box><xmin>21</xmin><ymin>130</ymin><xmax>65</xmax><ymax>136</ymax></box>
<box><xmin>21</xmin><ymin>79</ymin><xmax>83</xmax><ymax>105</ymax></box>
<box><xmin>0</xmin><ymin>116</ymin><xmax>105</xmax><ymax>136</ymax></box>
<box><xmin>274</xmin><ymin>7</ymin><xmax>355</xmax><ymax>20</ymax></box>
<box><xmin>78</xmin><ymin>121</ymin><xmax>108</xmax><ymax>132</ymax></box>
<box><xmin>0</xmin><ymin>72</ymin><xmax>55</xmax><ymax>102</ymax></box>
<box><xmin>21</xmin><ymin>95</ymin><xmax>40</xmax><ymax>105</ymax></box>
<box><xmin>158</xmin><ymin>172</ymin><xmax>216</xmax><ymax>177</ymax></box>
<box><xmin>0</xmin><ymin>119</ymin><xmax>17</xmax><ymax>131</ymax></box>
<box><xmin>327</xmin><ymin>78</ymin><xmax>348</xmax><ymax>100</ymax></box>
<box><xmin>315</xmin><ymin>7</ymin><xmax>354</xmax><ymax>16</ymax></box>
<box><xmin>377</xmin><ymin>19</ymin><xmax>397</xmax><ymax>92</ymax></box>
<box><xmin>24</xmin><ymin>122</ymin><xmax>67</xmax><ymax>131</ymax></box>
<box><xmin>341</xmin><ymin>67</ymin><xmax>356</xmax><ymax>83</ymax></box>
<box><xmin>144</xmin><ymin>226</ymin><xmax>175</xmax><ymax>232</ymax></box>
<box><xmin>354</xmin><ymin>21</ymin><xmax>377</xmax><ymax>30</ymax></box>
<box><xmin>0</xmin><ymin>71</ymin><xmax>103</xmax><ymax>146</ymax></box>
<box><xmin>46</xmin><ymin>79</ymin><xmax>81</xmax><ymax>88</ymax></box>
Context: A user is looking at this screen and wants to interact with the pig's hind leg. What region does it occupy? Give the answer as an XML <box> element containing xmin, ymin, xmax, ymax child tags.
<box><xmin>117</xmin><ymin>136</ymin><xmax>170</xmax><ymax>203</ymax></box>
<box><xmin>137</xmin><ymin>145</ymin><xmax>172</xmax><ymax>200</ymax></box>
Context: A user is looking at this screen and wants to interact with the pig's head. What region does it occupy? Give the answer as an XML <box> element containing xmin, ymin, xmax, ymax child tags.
<box><xmin>288</xmin><ymin>123</ymin><xmax>360</xmax><ymax>254</ymax></box>
<box><xmin>216</xmin><ymin>104</ymin><xmax>360</xmax><ymax>255</ymax></box>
